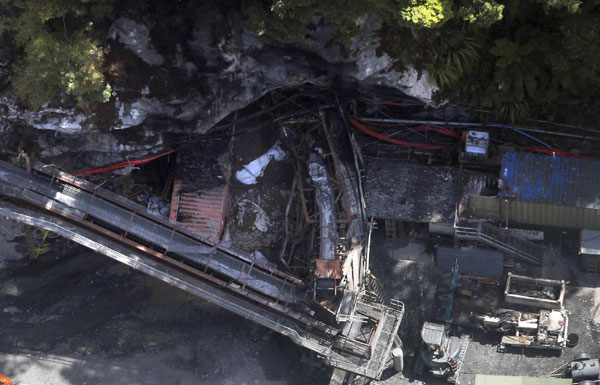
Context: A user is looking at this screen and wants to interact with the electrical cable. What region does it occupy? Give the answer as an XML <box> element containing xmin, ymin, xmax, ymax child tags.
<box><xmin>360</xmin><ymin>97</ymin><xmax>424</xmax><ymax>107</ymax></box>
<box><xmin>70</xmin><ymin>150</ymin><xmax>176</xmax><ymax>176</ymax></box>
<box><xmin>348</xmin><ymin>117</ymin><xmax>451</xmax><ymax>149</ymax></box>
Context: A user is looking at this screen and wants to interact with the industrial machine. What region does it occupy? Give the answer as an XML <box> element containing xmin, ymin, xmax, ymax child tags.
<box><xmin>549</xmin><ymin>353</ymin><xmax>599</xmax><ymax>383</ymax></box>
<box><xmin>478</xmin><ymin>308</ymin><xmax>569</xmax><ymax>351</ymax></box>
<box><xmin>0</xmin><ymin>118</ymin><xmax>405</xmax><ymax>385</ymax></box>
<box><xmin>568</xmin><ymin>353</ymin><xmax>600</xmax><ymax>382</ymax></box>
<box><xmin>417</xmin><ymin>260</ymin><xmax>470</xmax><ymax>383</ymax></box>
<box><xmin>419</xmin><ymin>322</ymin><xmax>470</xmax><ymax>382</ymax></box>
<box><xmin>463</xmin><ymin>130</ymin><xmax>489</xmax><ymax>161</ymax></box>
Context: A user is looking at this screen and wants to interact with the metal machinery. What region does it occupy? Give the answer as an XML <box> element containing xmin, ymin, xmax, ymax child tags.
<box><xmin>568</xmin><ymin>353</ymin><xmax>600</xmax><ymax>382</ymax></box>
<box><xmin>419</xmin><ymin>322</ymin><xmax>470</xmax><ymax>382</ymax></box>
<box><xmin>0</xmin><ymin>118</ymin><xmax>405</xmax><ymax>384</ymax></box>
<box><xmin>463</xmin><ymin>131</ymin><xmax>490</xmax><ymax>161</ymax></box>
<box><xmin>478</xmin><ymin>308</ymin><xmax>569</xmax><ymax>351</ymax></box>
<box><xmin>504</xmin><ymin>273</ymin><xmax>565</xmax><ymax>310</ymax></box>
<box><xmin>550</xmin><ymin>353</ymin><xmax>600</xmax><ymax>383</ymax></box>
<box><xmin>417</xmin><ymin>260</ymin><xmax>470</xmax><ymax>383</ymax></box>
<box><xmin>478</xmin><ymin>272</ymin><xmax>569</xmax><ymax>352</ymax></box>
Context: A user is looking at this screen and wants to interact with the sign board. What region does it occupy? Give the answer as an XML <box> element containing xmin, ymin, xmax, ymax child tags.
<box><xmin>507</xmin><ymin>228</ymin><xmax>544</xmax><ymax>241</ymax></box>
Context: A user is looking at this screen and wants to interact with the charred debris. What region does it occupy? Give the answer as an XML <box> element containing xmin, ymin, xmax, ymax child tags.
<box><xmin>4</xmin><ymin>87</ymin><xmax>600</xmax><ymax>384</ymax></box>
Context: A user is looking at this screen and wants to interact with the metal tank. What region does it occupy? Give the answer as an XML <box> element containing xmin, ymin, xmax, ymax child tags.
<box><xmin>570</xmin><ymin>353</ymin><xmax>600</xmax><ymax>381</ymax></box>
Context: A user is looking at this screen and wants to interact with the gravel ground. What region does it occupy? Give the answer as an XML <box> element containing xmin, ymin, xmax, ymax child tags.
<box><xmin>0</xmin><ymin>248</ymin><xmax>330</xmax><ymax>385</ymax></box>
<box><xmin>369</xmin><ymin>224</ymin><xmax>600</xmax><ymax>385</ymax></box>
<box><xmin>2</xmin><ymin>220</ymin><xmax>599</xmax><ymax>385</ymax></box>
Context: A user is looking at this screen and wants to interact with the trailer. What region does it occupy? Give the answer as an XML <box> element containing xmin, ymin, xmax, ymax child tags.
<box><xmin>505</xmin><ymin>273</ymin><xmax>565</xmax><ymax>310</ymax></box>
<box><xmin>479</xmin><ymin>308</ymin><xmax>568</xmax><ymax>352</ymax></box>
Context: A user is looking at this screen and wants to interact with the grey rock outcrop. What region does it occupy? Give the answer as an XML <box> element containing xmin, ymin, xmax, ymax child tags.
<box><xmin>0</xmin><ymin>4</ymin><xmax>436</xmax><ymax>169</ymax></box>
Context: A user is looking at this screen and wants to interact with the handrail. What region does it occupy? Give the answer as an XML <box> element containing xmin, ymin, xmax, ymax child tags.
<box><xmin>455</xmin><ymin>222</ymin><xmax>542</xmax><ymax>266</ymax></box>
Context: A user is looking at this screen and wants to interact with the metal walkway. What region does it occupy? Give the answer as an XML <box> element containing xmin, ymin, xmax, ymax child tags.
<box><xmin>0</xmin><ymin>159</ymin><xmax>404</xmax><ymax>381</ymax></box>
<box><xmin>455</xmin><ymin>220</ymin><xmax>543</xmax><ymax>266</ymax></box>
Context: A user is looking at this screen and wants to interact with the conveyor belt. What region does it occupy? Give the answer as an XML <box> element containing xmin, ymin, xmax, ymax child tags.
<box><xmin>0</xmin><ymin>202</ymin><xmax>342</xmax><ymax>354</ymax></box>
<box><xmin>0</xmin><ymin>159</ymin><xmax>405</xmax><ymax>382</ymax></box>
<box><xmin>0</xmin><ymin>160</ymin><xmax>303</xmax><ymax>304</ymax></box>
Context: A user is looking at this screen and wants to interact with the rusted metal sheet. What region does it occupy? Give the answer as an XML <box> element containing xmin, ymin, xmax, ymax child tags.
<box><xmin>170</xmin><ymin>180</ymin><xmax>229</xmax><ymax>242</ymax></box>
<box><xmin>169</xmin><ymin>141</ymin><xmax>230</xmax><ymax>242</ymax></box>
<box><xmin>315</xmin><ymin>259</ymin><xmax>342</xmax><ymax>279</ymax></box>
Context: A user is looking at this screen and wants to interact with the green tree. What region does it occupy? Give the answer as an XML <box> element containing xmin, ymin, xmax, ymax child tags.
<box><xmin>457</xmin><ymin>0</ymin><xmax>503</xmax><ymax>27</ymax></box>
<box><xmin>241</xmin><ymin>0</ymin><xmax>600</xmax><ymax>125</ymax></box>
<box><xmin>0</xmin><ymin>0</ymin><xmax>113</xmax><ymax>109</ymax></box>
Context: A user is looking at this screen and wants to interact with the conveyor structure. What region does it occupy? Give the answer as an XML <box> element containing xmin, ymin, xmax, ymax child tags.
<box><xmin>0</xmin><ymin>158</ymin><xmax>404</xmax><ymax>382</ymax></box>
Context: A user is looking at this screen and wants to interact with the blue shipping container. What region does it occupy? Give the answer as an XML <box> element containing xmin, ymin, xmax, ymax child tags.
<box><xmin>499</xmin><ymin>152</ymin><xmax>600</xmax><ymax>209</ymax></box>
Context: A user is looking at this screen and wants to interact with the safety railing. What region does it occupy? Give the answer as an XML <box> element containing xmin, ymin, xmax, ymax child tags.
<box><xmin>455</xmin><ymin>220</ymin><xmax>542</xmax><ymax>266</ymax></box>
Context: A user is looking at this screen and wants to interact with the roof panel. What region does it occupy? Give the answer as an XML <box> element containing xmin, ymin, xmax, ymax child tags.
<box><xmin>499</xmin><ymin>152</ymin><xmax>600</xmax><ymax>209</ymax></box>
<box><xmin>169</xmin><ymin>139</ymin><xmax>230</xmax><ymax>242</ymax></box>
<box><xmin>436</xmin><ymin>247</ymin><xmax>503</xmax><ymax>279</ymax></box>
<box><xmin>364</xmin><ymin>160</ymin><xmax>459</xmax><ymax>222</ymax></box>
<box><xmin>475</xmin><ymin>374</ymin><xmax>572</xmax><ymax>385</ymax></box>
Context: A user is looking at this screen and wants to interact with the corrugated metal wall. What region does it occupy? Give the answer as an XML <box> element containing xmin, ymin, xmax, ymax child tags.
<box><xmin>437</xmin><ymin>247</ymin><xmax>503</xmax><ymax>278</ymax></box>
<box><xmin>471</xmin><ymin>152</ymin><xmax>600</xmax><ymax>229</ymax></box>
<box><xmin>469</xmin><ymin>196</ymin><xmax>600</xmax><ymax>230</ymax></box>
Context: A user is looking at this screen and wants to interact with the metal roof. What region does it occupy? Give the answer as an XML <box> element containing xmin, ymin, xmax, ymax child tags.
<box><xmin>169</xmin><ymin>139</ymin><xmax>230</xmax><ymax>242</ymax></box>
<box><xmin>580</xmin><ymin>229</ymin><xmax>600</xmax><ymax>255</ymax></box>
<box><xmin>421</xmin><ymin>322</ymin><xmax>445</xmax><ymax>346</ymax></box>
<box><xmin>475</xmin><ymin>374</ymin><xmax>572</xmax><ymax>385</ymax></box>
<box><xmin>500</xmin><ymin>152</ymin><xmax>600</xmax><ymax>209</ymax></box>
<box><xmin>437</xmin><ymin>247</ymin><xmax>503</xmax><ymax>279</ymax></box>
<box><xmin>364</xmin><ymin>160</ymin><xmax>458</xmax><ymax>222</ymax></box>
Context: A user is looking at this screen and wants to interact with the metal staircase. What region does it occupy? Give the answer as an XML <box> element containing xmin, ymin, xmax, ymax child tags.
<box><xmin>455</xmin><ymin>220</ymin><xmax>543</xmax><ymax>266</ymax></box>
<box><xmin>448</xmin><ymin>335</ymin><xmax>470</xmax><ymax>384</ymax></box>
<box><xmin>326</xmin><ymin>296</ymin><xmax>404</xmax><ymax>380</ymax></box>
<box><xmin>384</xmin><ymin>219</ymin><xmax>397</xmax><ymax>241</ymax></box>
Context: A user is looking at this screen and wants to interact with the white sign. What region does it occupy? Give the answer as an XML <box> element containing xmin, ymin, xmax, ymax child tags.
<box><xmin>508</xmin><ymin>228</ymin><xmax>544</xmax><ymax>241</ymax></box>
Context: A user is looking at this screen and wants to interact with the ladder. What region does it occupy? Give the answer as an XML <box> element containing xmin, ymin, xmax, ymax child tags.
<box><xmin>448</xmin><ymin>335</ymin><xmax>470</xmax><ymax>384</ymax></box>
<box><xmin>586</xmin><ymin>255</ymin><xmax>599</xmax><ymax>284</ymax></box>
<box><xmin>385</xmin><ymin>219</ymin><xmax>397</xmax><ymax>241</ymax></box>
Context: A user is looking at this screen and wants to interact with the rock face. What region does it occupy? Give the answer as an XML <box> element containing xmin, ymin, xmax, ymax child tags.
<box><xmin>0</xmin><ymin>3</ymin><xmax>436</xmax><ymax>168</ymax></box>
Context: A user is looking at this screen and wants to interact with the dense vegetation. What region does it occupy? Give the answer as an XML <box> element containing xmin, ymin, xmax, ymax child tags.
<box><xmin>1</xmin><ymin>0</ymin><xmax>599</xmax><ymax>125</ymax></box>
<box><xmin>0</xmin><ymin>0</ymin><xmax>114</xmax><ymax>109</ymax></box>
<box><xmin>244</xmin><ymin>0</ymin><xmax>594</xmax><ymax>124</ymax></box>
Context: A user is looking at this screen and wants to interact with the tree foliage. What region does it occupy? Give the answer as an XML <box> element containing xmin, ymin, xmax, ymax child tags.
<box><xmin>401</xmin><ymin>0</ymin><xmax>454</xmax><ymax>28</ymax></box>
<box><xmin>244</xmin><ymin>0</ymin><xmax>600</xmax><ymax>124</ymax></box>
<box><xmin>0</xmin><ymin>0</ymin><xmax>113</xmax><ymax>109</ymax></box>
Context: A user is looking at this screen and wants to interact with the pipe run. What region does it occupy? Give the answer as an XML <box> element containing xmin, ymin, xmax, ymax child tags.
<box><xmin>357</xmin><ymin>117</ymin><xmax>600</xmax><ymax>144</ymax></box>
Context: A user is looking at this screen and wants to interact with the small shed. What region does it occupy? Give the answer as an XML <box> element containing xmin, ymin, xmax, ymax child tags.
<box><xmin>469</xmin><ymin>152</ymin><xmax>600</xmax><ymax>230</ymax></box>
<box><xmin>436</xmin><ymin>247</ymin><xmax>503</xmax><ymax>279</ymax></box>
<box><xmin>579</xmin><ymin>229</ymin><xmax>600</xmax><ymax>280</ymax></box>
<box><xmin>580</xmin><ymin>229</ymin><xmax>600</xmax><ymax>255</ymax></box>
